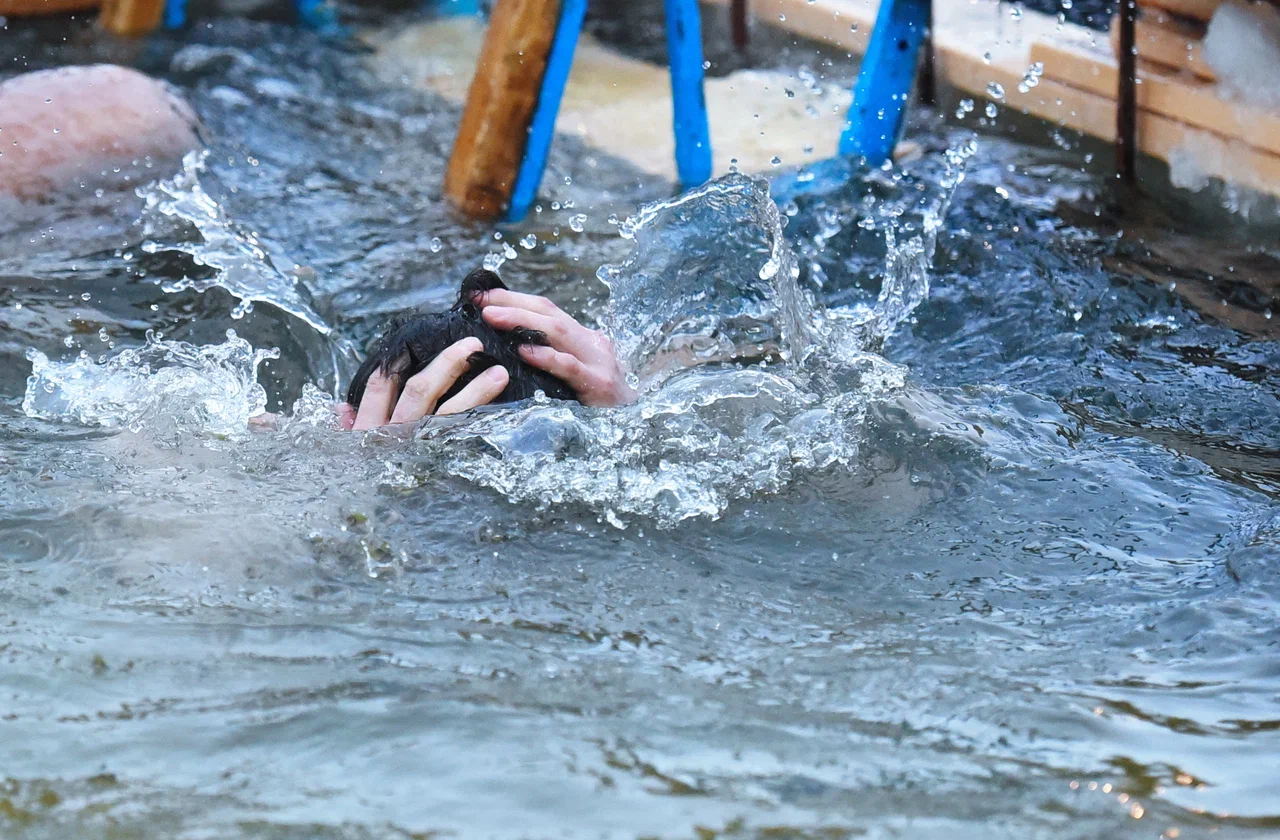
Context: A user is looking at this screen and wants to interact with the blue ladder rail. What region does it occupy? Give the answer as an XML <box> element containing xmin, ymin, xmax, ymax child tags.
<box><xmin>839</xmin><ymin>0</ymin><xmax>930</xmax><ymax>165</ymax></box>
<box><xmin>507</xmin><ymin>0</ymin><xmax>714</xmax><ymax>220</ymax></box>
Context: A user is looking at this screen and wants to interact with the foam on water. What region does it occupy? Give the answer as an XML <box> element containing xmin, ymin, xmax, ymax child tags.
<box><xmin>23</xmin><ymin>330</ymin><xmax>278</xmax><ymax>442</ymax></box>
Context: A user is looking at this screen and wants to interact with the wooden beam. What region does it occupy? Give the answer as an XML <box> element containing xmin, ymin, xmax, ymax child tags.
<box><xmin>1031</xmin><ymin>37</ymin><xmax>1280</xmax><ymax>157</ymax></box>
<box><xmin>97</xmin><ymin>0</ymin><xmax>163</xmax><ymax>34</ymax></box>
<box><xmin>443</xmin><ymin>0</ymin><xmax>563</xmax><ymax>219</ymax></box>
<box><xmin>937</xmin><ymin>49</ymin><xmax>1280</xmax><ymax>193</ymax></box>
<box><xmin>1138</xmin><ymin>0</ymin><xmax>1222</xmax><ymax>23</ymax></box>
<box><xmin>1111</xmin><ymin>9</ymin><xmax>1216</xmax><ymax>80</ymax></box>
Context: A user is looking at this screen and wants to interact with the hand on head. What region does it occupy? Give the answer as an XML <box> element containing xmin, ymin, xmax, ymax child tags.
<box><xmin>474</xmin><ymin>288</ymin><xmax>637</xmax><ymax>409</ymax></box>
<box><xmin>339</xmin><ymin>336</ymin><xmax>510</xmax><ymax>431</ymax></box>
<box><xmin>337</xmin><ymin>292</ymin><xmax>635</xmax><ymax>430</ymax></box>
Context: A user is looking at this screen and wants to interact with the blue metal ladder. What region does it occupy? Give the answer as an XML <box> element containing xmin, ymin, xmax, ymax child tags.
<box><xmin>165</xmin><ymin>0</ymin><xmax>928</xmax><ymax>214</ymax></box>
<box><xmin>505</xmin><ymin>0</ymin><xmax>713</xmax><ymax>220</ymax></box>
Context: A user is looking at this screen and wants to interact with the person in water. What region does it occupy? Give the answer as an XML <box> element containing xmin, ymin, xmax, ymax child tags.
<box><xmin>2</xmin><ymin>64</ymin><xmax>633</xmax><ymax>426</ymax></box>
<box><xmin>336</xmin><ymin>275</ymin><xmax>637</xmax><ymax>430</ymax></box>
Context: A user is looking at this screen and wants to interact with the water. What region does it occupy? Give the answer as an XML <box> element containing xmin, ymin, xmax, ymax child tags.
<box><xmin>3</xmin><ymin>13</ymin><xmax>1280</xmax><ymax>840</ymax></box>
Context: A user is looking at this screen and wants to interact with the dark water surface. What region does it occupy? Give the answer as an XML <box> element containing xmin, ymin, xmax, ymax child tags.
<box><xmin>2</xmin><ymin>11</ymin><xmax>1279</xmax><ymax>840</ymax></box>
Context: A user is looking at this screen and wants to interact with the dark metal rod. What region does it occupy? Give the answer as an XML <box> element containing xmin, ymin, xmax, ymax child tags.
<box><xmin>1116</xmin><ymin>0</ymin><xmax>1137</xmax><ymax>182</ymax></box>
<box><xmin>731</xmin><ymin>0</ymin><xmax>748</xmax><ymax>53</ymax></box>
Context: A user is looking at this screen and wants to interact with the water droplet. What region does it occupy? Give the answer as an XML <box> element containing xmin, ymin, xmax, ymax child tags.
<box><xmin>1017</xmin><ymin>60</ymin><xmax>1044</xmax><ymax>93</ymax></box>
<box><xmin>429</xmin><ymin>236</ymin><xmax>443</xmax><ymax>253</ymax></box>
<box><xmin>784</xmin><ymin>88</ymin><xmax>795</xmax><ymax>98</ymax></box>
<box><xmin>985</xmin><ymin>102</ymin><xmax>999</xmax><ymax>118</ymax></box>
<box><xmin>569</xmin><ymin>213</ymin><xmax>587</xmax><ymax>232</ymax></box>
<box><xmin>983</xmin><ymin>51</ymin><xmax>992</xmax><ymax>64</ymax></box>
<box><xmin>770</xmin><ymin>155</ymin><xmax>783</xmax><ymax>166</ymax></box>
<box><xmin>502</xmin><ymin>243</ymin><xmax>518</xmax><ymax>260</ymax></box>
<box><xmin>986</xmin><ymin>81</ymin><xmax>1005</xmax><ymax>100</ymax></box>
<box><xmin>519</xmin><ymin>233</ymin><xmax>538</xmax><ymax>250</ymax></box>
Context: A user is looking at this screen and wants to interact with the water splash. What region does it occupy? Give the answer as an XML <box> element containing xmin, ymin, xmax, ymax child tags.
<box><xmin>23</xmin><ymin>330</ymin><xmax>278</xmax><ymax>442</ymax></box>
<box><xmin>415</xmin><ymin>359</ymin><xmax>905</xmax><ymax>527</ymax></box>
<box><xmin>401</xmin><ymin>163</ymin><xmax>982</xmax><ymax>525</ymax></box>
<box><xmin>137</xmin><ymin>151</ymin><xmax>332</xmax><ymax>334</ymax></box>
<box><xmin>23</xmin><ymin>153</ymin><xmax>969</xmax><ymax>525</ymax></box>
<box><xmin>598</xmin><ymin>174</ymin><xmax>812</xmax><ymax>392</ymax></box>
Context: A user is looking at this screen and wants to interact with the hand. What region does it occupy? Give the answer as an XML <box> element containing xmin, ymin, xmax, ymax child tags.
<box><xmin>342</xmin><ymin>337</ymin><xmax>510</xmax><ymax>431</ymax></box>
<box><xmin>476</xmin><ymin>289</ymin><xmax>637</xmax><ymax>407</ymax></box>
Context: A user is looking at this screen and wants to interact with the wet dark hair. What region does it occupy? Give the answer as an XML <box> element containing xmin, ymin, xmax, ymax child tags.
<box><xmin>346</xmin><ymin>268</ymin><xmax>577</xmax><ymax>410</ymax></box>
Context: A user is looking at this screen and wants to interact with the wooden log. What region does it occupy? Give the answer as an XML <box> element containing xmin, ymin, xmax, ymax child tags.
<box><xmin>97</xmin><ymin>0</ymin><xmax>164</xmax><ymax>34</ymax></box>
<box><xmin>1110</xmin><ymin>9</ymin><xmax>1216</xmax><ymax>80</ymax></box>
<box><xmin>444</xmin><ymin>0</ymin><xmax>563</xmax><ymax>220</ymax></box>
<box><xmin>0</xmin><ymin>0</ymin><xmax>98</xmax><ymax>15</ymax></box>
<box><xmin>1031</xmin><ymin>38</ymin><xmax>1280</xmax><ymax>156</ymax></box>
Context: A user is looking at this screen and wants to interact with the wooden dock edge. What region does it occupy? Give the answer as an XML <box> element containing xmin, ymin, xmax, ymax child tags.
<box><xmin>714</xmin><ymin>0</ymin><xmax>1280</xmax><ymax>197</ymax></box>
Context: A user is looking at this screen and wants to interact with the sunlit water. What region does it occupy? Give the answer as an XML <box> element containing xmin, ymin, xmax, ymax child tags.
<box><xmin>3</xmin><ymin>13</ymin><xmax>1279</xmax><ymax>840</ymax></box>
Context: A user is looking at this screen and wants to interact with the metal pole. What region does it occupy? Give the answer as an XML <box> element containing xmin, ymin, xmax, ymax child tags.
<box><xmin>506</xmin><ymin>0</ymin><xmax>588</xmax><ymax>220</ymax></box>
<box><xmin>731</xmin><ymin>0</ymin><xmax>749</xmax><ymax>53</ymax></box>
<box><xmin>838</xmin><ymin>0</ymin><xmax>930</xmax><ymax>164</ymax></box>
<box><xmin>665</xmin><ymin>0</ymin><xmax>714</xmax><ymax>186</ymax></box>
<box><xmin>1116</xmin><ymin>0</ymin><xmax>1137</xmax><ymax>182</ymax></box>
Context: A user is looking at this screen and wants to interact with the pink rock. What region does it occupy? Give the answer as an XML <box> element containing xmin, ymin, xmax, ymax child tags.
<box><xmin>0</xmin><ymin>64</ymin><xmax>199</xmax><ymax>200</ymax></box>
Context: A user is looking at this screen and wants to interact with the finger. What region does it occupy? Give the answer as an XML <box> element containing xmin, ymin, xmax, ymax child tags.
<box><xmin>332</xmin><ymin>402</ymin><xmax>356</xmax><ymax>431</ymax></box>
<box><xmin>436</xmin><ymin>364</ymin><xmax>509</xmax><ymax>416</ymax></box>
<box><xmin>248</xmin><ymin>412</ymin><xmax>278</xmax><ymax>432</ymax></box>
<box><xmin>482</xmin><ymin>305</ymin><xmax>588</xmax><ymax>352</ymax></box>
<box><xmin>352</xmin><ymin>370</ymin><xmax>398</xmax><ymax>430</ymax></box>
<box><xmin>387</xmin><ymin>337</ymin><xmax>483</xmax><ymax>425</ymax></box>
<box><xmin>517</xmin><ymin>344</ymin><xmax>586</xmax><ymax>387</ymax></box>
<box><xmin>472</xmin><ymin>288</ymin><xmax>563</xmax><ymax>317</ymax></box>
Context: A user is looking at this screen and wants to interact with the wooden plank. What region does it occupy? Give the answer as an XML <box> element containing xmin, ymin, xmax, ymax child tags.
<box><xmin>936</xmin><ymin>48</ymin><xmax>1280</xmax><ymax>193</ymax></box>
<box><xmin>1110</xmin><ymin>9</ymin><xmax>1216</xmax><ymax>79</ymax></box>
<box><xmin>97</xmin><ymin>0</ymin><xmax>163</xmax><ymax>33</ymax></box>
<box><xmin>704</xmin><ymin>0</ymin><xmax>876</xmax><ymax>56</ymax></box>
<box><xmin>708</xmin><ymin>0</ymin><xmax>1280</xmax><ymax>195</ymax></box>
<box><xmin>443</xmin><ymin>0</ymin><xmax>563</xmax><ymax>219</ymax></box>
<box><xmin>1139</xmin><ymin>0</ymin><xmax>1223</xmax><ymax>23</ymax></box>
<box><xmin>1031</xmin><ymin>38</ymin><xmax>1280</xmax><ymax>156</ymax></box>
<box><xmin>0</xmin><ymin>0</ymin><xmax>98</xmax><ymax>15</ymax></box>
